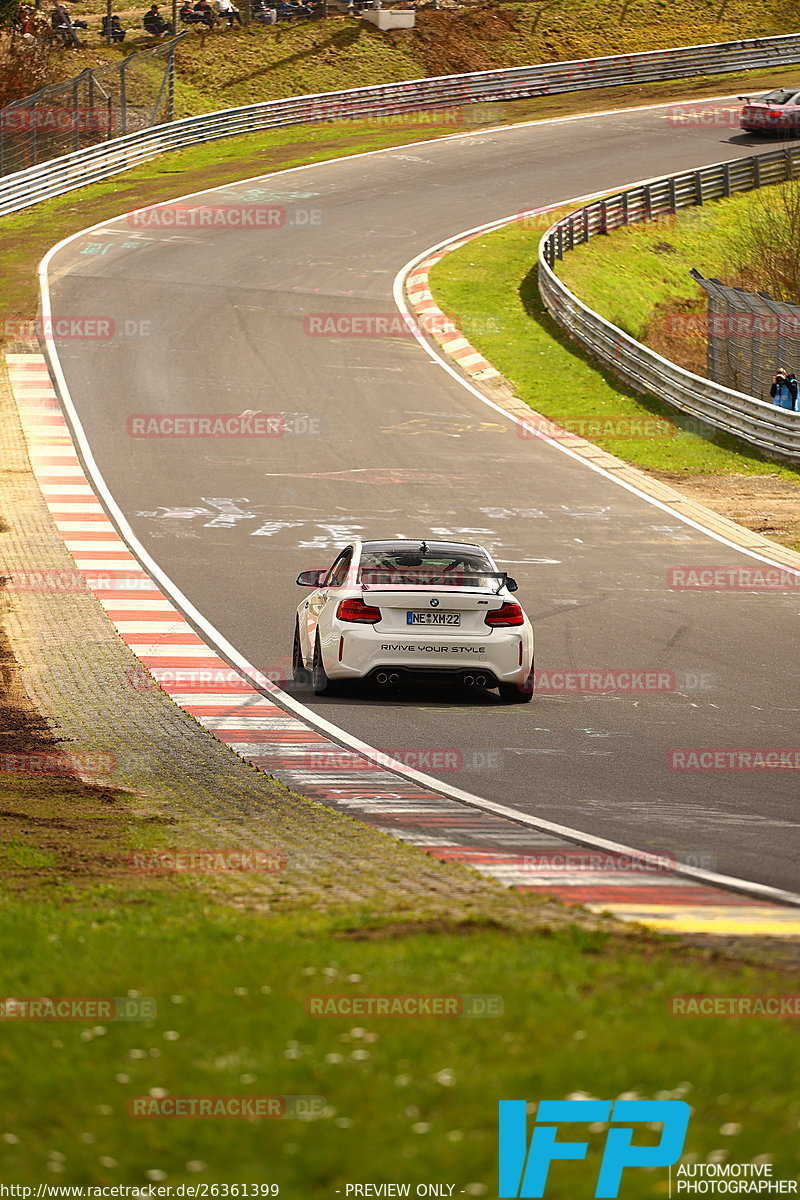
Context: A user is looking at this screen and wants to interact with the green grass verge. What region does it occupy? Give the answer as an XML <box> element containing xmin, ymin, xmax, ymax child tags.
<box><xmin>428</xmin><ymin>217</ymin><xmax>800</xmax><ymax>483</ymax></box>
<box><xmin>0</xmin><ymin>891</ymin><xmax>798</xmax><ymax>1189</ymax></box>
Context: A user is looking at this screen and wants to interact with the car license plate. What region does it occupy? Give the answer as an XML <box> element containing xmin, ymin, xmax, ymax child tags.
<box><xmin>406</xmin><ymin>611</ymin><xmax>460</xmax><ymax>625</ymax></box>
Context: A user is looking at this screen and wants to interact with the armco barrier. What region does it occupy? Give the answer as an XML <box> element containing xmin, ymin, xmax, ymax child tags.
<box><xmin>2</xmin><ymin>33</ymin><xmax>800</xmax><ymax>217</ymax></box>
<box><xmin>538</xmin><ymin>147</ymin><xmax>800</xmax><ymax>462</ymax></box>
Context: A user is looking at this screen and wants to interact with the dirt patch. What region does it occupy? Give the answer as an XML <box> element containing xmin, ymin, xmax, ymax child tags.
<box><xmin>651</xmin><ymin>471</ymin><xmax>800</xmax><ymax>551</ymax></box>
<box><xmin>398</xmin><ymin>6</ymin><xmax>519</xmax><ymax>76</ymax></box>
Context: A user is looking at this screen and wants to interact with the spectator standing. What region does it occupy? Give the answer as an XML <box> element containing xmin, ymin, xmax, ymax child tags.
<box><xmin>785</xmin><ymin>369</ymin><xmax>799</xmax><ymax>412</ymax></box>
<box><xmin>770</xmin><ymin>369</ymin><xmax>794</xmax><ymax>410</ymax></box>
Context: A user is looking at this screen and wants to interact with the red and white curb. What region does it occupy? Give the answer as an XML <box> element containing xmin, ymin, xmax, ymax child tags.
<box><xmin>7</xmin><ymin>351</ymin><xmax>800</xmax><ymax>936</ymax></box>
<box><xmin>406</xmin><ymin>244</ymin><xmax>500</xmax><ymax>381</ymax></box>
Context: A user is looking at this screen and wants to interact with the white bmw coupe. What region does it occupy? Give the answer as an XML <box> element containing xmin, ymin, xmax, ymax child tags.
<box><xmin>293</xmin><ymin>538</ymin><xmax>534</xmax><ymax>703</ymax></box>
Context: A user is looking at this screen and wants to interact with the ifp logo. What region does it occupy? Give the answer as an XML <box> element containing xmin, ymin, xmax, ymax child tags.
<box><xmin>499</xmin><ymin>1099</ymin><xmax>690</xmax><ymax>1198</ymax></box>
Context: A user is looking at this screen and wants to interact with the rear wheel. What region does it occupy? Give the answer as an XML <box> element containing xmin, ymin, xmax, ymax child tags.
<box><xmin>312</xmin><ymin>634</ymin><xmax>336</xmax><ymax>696</ymax></box>
<box><xmin>292</xmin><ymin>620</ymin><xmax>311</xmax><ymax>686</ymax></box>
<box><xmin>498</xmin><ymin>670</ymin><xmax>534</xmax><ymax>705</ymax></box>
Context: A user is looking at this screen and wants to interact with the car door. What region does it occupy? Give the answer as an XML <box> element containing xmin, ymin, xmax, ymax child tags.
<box><xmin>306</xmin><ymin>546</ymin><xmax>352</xmax><ymax>652</ymax></box>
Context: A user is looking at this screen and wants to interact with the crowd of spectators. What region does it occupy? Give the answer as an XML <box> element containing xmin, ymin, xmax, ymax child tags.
<box><xmin>9</xmin><ymin>0</ymin><xmax>379</xmax><ymax>51</ymax></box>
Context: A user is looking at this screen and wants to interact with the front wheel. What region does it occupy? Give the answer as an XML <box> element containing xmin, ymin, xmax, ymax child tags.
<box><xmin>312</xmin><ymin>634</ymin><xmax>336</xmax><ymax>696</ymax></box>
<box><xmin>498</xmin><ymin>670</ymin><xmax>534</xmax><ymax>705</ymax></box>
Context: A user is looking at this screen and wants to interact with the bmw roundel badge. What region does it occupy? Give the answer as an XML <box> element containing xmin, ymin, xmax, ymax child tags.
<box><xmin>430</xmin><ymin>598</ymin><xmax>440</xmax><ymax>607</ymax></box>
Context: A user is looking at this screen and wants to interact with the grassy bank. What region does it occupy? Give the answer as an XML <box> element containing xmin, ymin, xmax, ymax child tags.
<box><xmin>1</xmin><ymin>829</ymin><xmax>798</xmax><ymax>1188</ymax></box>
<box><xmin>428</xmin><ymin>206</ymin><xmax>800</xmax><ymax>549</ymax></box>
<box><xmin>556</xmin><ymin>179</ymin><xmax>798</xmax><ymax>385</ymax></box>
<box><xmin>38</xmin><ymin>0</ymin><xmax>800</xmax><ymax>119</ymax></box>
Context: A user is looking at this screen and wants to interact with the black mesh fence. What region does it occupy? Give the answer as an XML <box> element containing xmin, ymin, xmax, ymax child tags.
<box><xmin>691</xmin><ymin>268</ymin><xmax>800</xmax><ymax>401</ymax></box>
<box><xmin>0</xmin><ymin>35</ymin><xmax>182</xmax><ymax>176</ymax></box>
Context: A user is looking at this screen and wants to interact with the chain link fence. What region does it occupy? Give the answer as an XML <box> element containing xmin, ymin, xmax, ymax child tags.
<box><xmin>690</xmin><ymin>269</ymin><xmax>800</xmax><ymax>402</ymax></box>
<box><xmin>0</xmin><ymin>35</ymin><xmax>183</xmax><ymax>176</ymax></box>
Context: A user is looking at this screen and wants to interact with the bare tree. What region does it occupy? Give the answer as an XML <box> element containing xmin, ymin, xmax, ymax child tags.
<box><xmin>735</xmin><ymin>172</ymin><xmax>800</xmax><ymax>305</ymax></box>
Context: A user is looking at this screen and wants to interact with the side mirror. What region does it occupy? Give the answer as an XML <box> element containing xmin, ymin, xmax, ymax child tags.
<box><xmin>296</xmin><ymin>569</ymin><xmax>325</xmax><ymax>587</ymax></box>
<box><xmin>505</xmin><ymin>576</ymin><xmax>518</xmax><ymax>592</ymax></box>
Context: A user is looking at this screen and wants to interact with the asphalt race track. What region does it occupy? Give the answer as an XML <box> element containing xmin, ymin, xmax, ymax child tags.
<box><xmin>42</xmin><ymin>99</ymin><xmax>800</xmax><ymax>894</ymax></box>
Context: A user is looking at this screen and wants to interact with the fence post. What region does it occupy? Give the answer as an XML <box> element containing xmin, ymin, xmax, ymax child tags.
<box><xmin>120</xmin><ymin>60</ymin><xmax>128</xmax><ymax>135</ymax></box>
<box><xmin>72</xmin><ymin>75</ymin><xmax>81</xmax><ymax>152</ymax></box>
<box><xmin>167</xmin><ymin>43</ymin><xmax>176</xmax><ymax>122</ymax></box>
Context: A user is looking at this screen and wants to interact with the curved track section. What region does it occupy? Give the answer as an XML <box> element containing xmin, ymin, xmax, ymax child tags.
<box><xmin>39</xmin><ymin>100</ymin><xmax>800</xmax><ymax>897</ymax></box>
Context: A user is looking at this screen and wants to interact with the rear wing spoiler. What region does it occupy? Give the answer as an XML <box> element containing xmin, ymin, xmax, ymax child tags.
<box><xmin>361</xmin><ymin>572</ymin><xmax>511</xmax><ymax>595</ymax></box>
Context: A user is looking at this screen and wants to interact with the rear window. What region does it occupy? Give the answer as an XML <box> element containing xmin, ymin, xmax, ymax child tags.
<box><xmin>358</xmin><ymin>543</ymin><xmax>497</xmax><ymax>588</ymax></box>
<box><xmin>759</xmin><ymin>89</ymin><xmax>797</xmax><ymax>105</ymax></box>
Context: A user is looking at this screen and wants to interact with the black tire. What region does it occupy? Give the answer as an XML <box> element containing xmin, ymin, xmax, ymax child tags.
<box><xmin>292</xmin><ymin>620</ymin><xmax>311</xmax><ymax>686</ymax></box>
<box><xmin>498</xmin><ymin>670</ymin><xmax>534</xmax><ymax>705</ymax></box>
<box><xmin>312</xmin><ymin>634</ymin><xmax>336</xmax><ymax>696</ymax></box>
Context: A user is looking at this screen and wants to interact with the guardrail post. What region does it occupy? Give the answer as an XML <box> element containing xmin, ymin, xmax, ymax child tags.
<box><xmin>599</xmin><ymin>199</ymin><xmax>607</xmax><ymax>234</ymax></box>
<box><xmin>723</xmin><ymin>162</ymin><xmax>731</xmax><ymax>196</ymax></box>
<box><xmin>694</xmin><ymin>171</ymin><xmax>703</xmax><ymax>205</ymax></box>
<box><xmin>582</xmin><ymin>207</ymin><xmax>589</xmax><ymax>243</ymax></box>
<box><xmin>621</xmin><ymin>193</ymin><xmax>628</xmax><ymax>226</ymax></box>
<box><xmin>753</xmin><ymin>156</ymin><xmax>761</xmax><ymax>189</ymax></box>
<box><xmin>668</xmin><ymin>176</ymin><xmax>677</xmax><ymax>211</ymax></box>
<box><xmin>644</xmin><ymin>183</ymin><xmax>652</xmax><ymax>222</ymax></box>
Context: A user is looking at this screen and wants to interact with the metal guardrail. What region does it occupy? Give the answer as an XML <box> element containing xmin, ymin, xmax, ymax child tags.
<box><xmin>538</xmin><ymin>148</ymin><xmax>800</xmax><ymax>462</ymax></box>
<box><xmin>2</xmin><ymin>32</ymin><xmax>800</xmax><ymax>217</ymax></box>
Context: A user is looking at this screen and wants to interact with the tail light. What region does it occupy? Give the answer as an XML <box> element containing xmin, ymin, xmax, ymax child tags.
<box><xmin>336</xmin><ymin>598</ymin><xmax>382</xmax><ymax>624</ymax></box>
<box><xmin>485</xmin><ymin>602</ymin><xmax>524</xmax><ymax>627</ymax></box>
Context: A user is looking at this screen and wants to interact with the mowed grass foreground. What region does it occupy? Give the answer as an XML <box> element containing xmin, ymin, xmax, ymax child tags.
<box><xmin>0</xmin><ymin>886</ymin><xmax>799</xmax><ymax>1192</ymax></box>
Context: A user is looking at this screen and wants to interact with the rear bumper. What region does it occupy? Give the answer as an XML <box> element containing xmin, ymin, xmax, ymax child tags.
<box><xmin>323</xmin><ymin>623</ymin><xmax>533</xmax><ymax>684</ymax></box>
